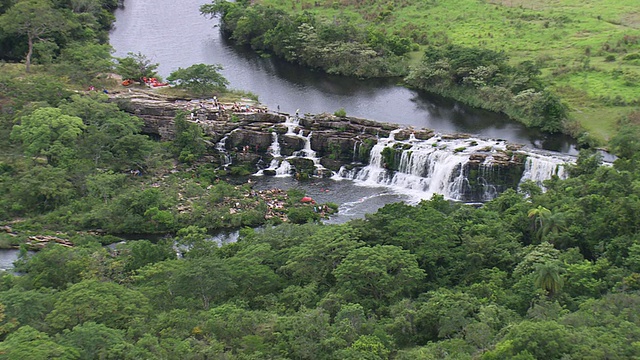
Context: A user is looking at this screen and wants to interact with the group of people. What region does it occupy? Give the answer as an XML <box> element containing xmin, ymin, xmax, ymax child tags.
<box><xmin>230</xmin><ymin>102</ymin><xmax>268</xmax><ymax>113</ymax></box>
<box><xmin>188</xmin><ymin>100</ymin><xmax>271</xmax><ymax>122</ymax></box>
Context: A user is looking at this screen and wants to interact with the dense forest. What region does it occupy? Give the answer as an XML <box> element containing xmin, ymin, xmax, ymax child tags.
<box><xmin>2</xmin><ymin>0</ymin><xmax>640</xmax><ymax>359</ymax></box>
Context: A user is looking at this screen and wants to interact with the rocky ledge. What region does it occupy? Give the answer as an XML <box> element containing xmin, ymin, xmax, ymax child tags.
<box><xmin>111</xmin><ymin>91</ymin><xmax>528</xmax><ymax>186</ymax></box>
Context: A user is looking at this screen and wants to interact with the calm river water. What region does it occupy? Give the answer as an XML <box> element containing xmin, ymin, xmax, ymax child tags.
<box><xmin>109</xmin><ymin>0</ymin><xmax>577</xmax><ymax>153</ymax></box>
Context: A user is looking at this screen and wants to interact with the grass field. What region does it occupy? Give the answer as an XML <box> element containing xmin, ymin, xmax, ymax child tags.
<box><xmin>257</xmin><ymin>0</ymin><xmax>640</xmax><ymax>141</ymax></box>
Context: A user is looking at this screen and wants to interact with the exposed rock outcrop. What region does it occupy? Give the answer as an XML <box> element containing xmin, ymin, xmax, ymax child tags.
<box><xmin>111</xmin><ymin>91</ymin><xmax>537</xmax><ymax>202</ymax></box>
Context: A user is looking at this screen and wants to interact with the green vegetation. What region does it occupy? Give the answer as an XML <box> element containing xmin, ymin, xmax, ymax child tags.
<box><xmin>0</xmin><ymin>0</ymin><xmax>118</xmax><ymax>82</ymax></box>
<box><xmin>2</xmin><ymin>0</ymin><xmax>640</xmax><ymax>358</ymax></box>
<box><xmin>115</xmin><ymin>52</ymin><xmax>160</xmax><ymax>83</ymax></box>
<box><xmin>3</xmin><ymin>142</ymin><xmax>640</xmax><ymax>357</ymax></box>
<box><xmin>205</xmin><ymin>0</ymin><xmax>640</xmax><ymax>142</ymax></box>
<box><xmin>333</xmin><ymin>107</ymin><xmax>347</xmax><ymax>117</ymax></box>
<box><xmin>0</xmin><ymin>0</ymin><xmax>328</xmax><ymax>235</ymax></box>
<box><xmin>166</xmin><ymin>63</ymin><xmax>229</xmax><ymax>97</ymax></box>
<box><xmin>201</xmin><ymin>0</ymin><xmax>412</xmax><ymax>77</ymax></box>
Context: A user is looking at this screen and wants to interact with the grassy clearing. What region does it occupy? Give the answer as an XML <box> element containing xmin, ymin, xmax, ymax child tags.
<box><xmin>570</xmin><ymin>106</ymin><xmax>627</xmax><ymax>141</ymax></box>
<box><xmin>257</xmin><ymin>0</ymin><xmax>640</xmax><ymax>142</ymax></box>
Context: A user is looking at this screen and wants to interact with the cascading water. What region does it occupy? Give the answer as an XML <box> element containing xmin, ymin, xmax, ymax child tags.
<box><xmin>352</xmin><ymin>141</ymin><xmax>361</xmax><ymax>162</ymax></box>
<box><xmin>519</xmin><ymin>154</ymin><xmax>569</xmax><ymax>189</ymax></box>
<box><xmin>215</xmin><ymin>134</ymin><xmax>232</xmax><ymax>167</ymax></box>
<box><xmin>270</xmin><ymin>132</ymin><xmax>281</xmax><ymax>157</ymax></box>
<box><xmin>289</xmin><ymin>131</ymin><xmax>325</xmax><ymax>170</ymax></box>
<box><xmin>220</xmin><ymin>111</ymin><xmax>574</xmax><ymax>202</ymax></box>
<box><xmin>337</xmin><ymin>130</ymin><xmax>574</xmax><ymax>202</ymax></box>
<box><xmin>341</xmin><ymin>131</ymin><xmax>494</xmax><ymax>200</ymax></box>
<box><xmin>254</xmin><ymin>132</ymin><xmax>292</xmax><ymax>176</ymax></box>
<box><xmin>478</xmin><ymin>162</ymin><xmax>499</xmax><ymax>201</ymax></box>
<box><xmin>284</xmin><ymin>115</ymin><xmax>300</xmax><ymax>135</ymax></box>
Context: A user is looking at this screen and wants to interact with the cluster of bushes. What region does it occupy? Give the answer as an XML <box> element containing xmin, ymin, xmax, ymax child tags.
<box><xmin>205</xmin><ymin>1</ymin><xmax>570</xmax><ymax>134</ymax></box>
<box><xmin>405</xmin><ymin>45</ymin><xmax>568</xmax><ymax>133</ymax></box>
<box><xmin>0</xmin><ymin>0</ymin><xmax>118</xmax><ymax>78</ymax></box>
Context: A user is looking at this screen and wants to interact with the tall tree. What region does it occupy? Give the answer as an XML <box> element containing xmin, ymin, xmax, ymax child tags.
<box><xmin>115</xmin><ymin>52</ymin><xmax>159</xmax><ymax>83</ymax></box>
<box><xmin>533</xmin><ymin>261</ymin><xmax>565</xmax><ymax>297</ymax></box>
<box><xmin>333</xmin><ymin>245</ymin><xmax>426</xmax><ymax>310</ymax></box>
<box><xmin>11</xmin><ymin>107</ymin><xmax>85</xmax><ymax>166</ymax></box>
<box><xmin>0</xmin><ymin>325</ymin><xmax>80</xmax><ymax>359</ymax></box>
<box><xmin>528</xmin><ymin>205</ymin><xmax>551</xmax><ymax>240</ymax></box>
<box><xmin>0</xmin><ymin>0</ymin><xmax>66</xmax><ymax>72</ymax></box>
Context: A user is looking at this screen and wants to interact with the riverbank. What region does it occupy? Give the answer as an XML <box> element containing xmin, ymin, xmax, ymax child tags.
<box><xmin>110</xmin><ymin>0</ymin><xmax>578</xmax><ymax>152</ymax></box>
<box><xmin>210</xmin><ymin>0</ymin><xmax>640</xmax><ymax>144</ymax></box>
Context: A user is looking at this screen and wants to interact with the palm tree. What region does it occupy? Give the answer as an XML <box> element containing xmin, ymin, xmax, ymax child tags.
<box><xmin>528</xmin><ymin>206</ymin><xmax>566</xmax><ymax>241</ymax></box>
<box><xmin>533</xmin><ymin>261</ymin><xmax>564</xmax><ymax>297</ymax></box>
<box><xmin>541</xmin><ymin>211</ymin><xmax>566</xmax><ymax>239</ymax></box>
<box><xmin>528</xmin><ymin>206</ymin><xmax>550</xmax><ymax>234</ymax></box>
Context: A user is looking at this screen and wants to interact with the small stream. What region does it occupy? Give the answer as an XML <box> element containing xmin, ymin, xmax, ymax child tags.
<box><xmin>0</xmin><ymin>249</ymin><xmax>20</xmax><ymax>271</ymax></box>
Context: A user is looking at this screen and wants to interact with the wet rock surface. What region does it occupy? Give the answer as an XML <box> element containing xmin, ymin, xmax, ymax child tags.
<box><xmin>111</xmin><ymin>91</ymin><xmax>549</xmax><ymax>202</ymax></box>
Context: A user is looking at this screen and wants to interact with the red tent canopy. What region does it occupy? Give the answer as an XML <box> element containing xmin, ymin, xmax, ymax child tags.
<box><xmin>300</xmin><ymin>196</ymin><xmax>314</xmax><ymax>203</ymax></box>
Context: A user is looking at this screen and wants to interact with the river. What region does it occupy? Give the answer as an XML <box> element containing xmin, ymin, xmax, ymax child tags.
<box><xmin>108</xmin><ymin>0</ymin><xmax>588</xmax><ymax>225</ymax></box>
<box><xmin>109</xmin><ymin>0</ymin><xmax>577</xmax><ymax>153</ymax></box>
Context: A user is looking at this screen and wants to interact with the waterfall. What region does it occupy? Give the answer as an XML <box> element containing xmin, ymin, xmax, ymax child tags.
<box><xmin>352</xmin><ymin>140</ymin><xmax>360</xmax><ymax>162</ymax></box>
<box><xmin>284</xmin><ymin>115</ymin><xmax>299</xmax><ymax>135</ymax></box>
<box><xmin>274</xmin><ymin>160</ymin><xmax>292</xmax><ymax>176</ymax></box>
<box><xmin>519</xmin><ymin>154</ymin><xmax>568</xmax><ymax>188</ymax></box>
<box><xmin>254</xmin><ymin>132</ymin><xmax>293</xmax><ymax>176</ymax></box>
<box><xmin>340</xmin><ymin>132</ymin><xmax>493</xmax><ymax>200</ymax></box>
<box><xmin>338</xmin><ymin>131</ymin><xmax>575</xmax><ymax>202</ymax></box>
<box><xmin>286</xmin><ymin>130</ymin><xmax>328</xmax><ymax>173</ymax></box>
<box><xmin>269</xmin><ymin>132</ymin><xmax>281</xmax><ymax>157</ymax></box>
<box><xmin>351</xmin><ymin>144</ymin><xmax>471</xmax><ymax>199</ymax></box>
<box><xmin>215</xmin><ymin>134</ymin><xmax>232</xmax><ymax>167</ymax></box>
<box><xmin>479</xmin><ymin>162</ymin><xmax>499</xmax><ymax>201</ymax></box>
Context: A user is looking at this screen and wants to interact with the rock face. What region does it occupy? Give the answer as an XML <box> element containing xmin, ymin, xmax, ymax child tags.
<box><xmin>112</xmin><ymin>91</ymin><xmax>540</xmax><ymax>201</ymax></box>
<box><xmin>112</xmin><ymin>91</ymin><xmax>403</xmax><ymax>167</ymax></box>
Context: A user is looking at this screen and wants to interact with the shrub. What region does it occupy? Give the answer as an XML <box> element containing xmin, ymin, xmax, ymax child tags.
<box><xmin>334</xmin><ymin>108</ymin><xmax>347</xmax><ymax>117</ymax></box>
<box><xmin>287</xmin><ymin>206</ymin><xmax>320</xmax><ymax>224</ymax></box>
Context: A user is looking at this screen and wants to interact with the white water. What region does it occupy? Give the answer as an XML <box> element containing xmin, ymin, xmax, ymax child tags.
<box><xmin>519</xmin><ymin>154</ymin><xmax>569</xmax><ymax>189</ymax></box>
<box><xmin>337</xmin><ymin>131</ymin><xmax>573</xmax><ymax>202</ymax></box>
<box><xmin>284</xmin><ymin>116</ymin><xmax>300</xmax><ymax>135</ymax></box>
<box><xmin>269</xmin><ymin>132</ymin><xmax>282</xmax><ymax>157</ymax></box>
<box><xmin>215</xmin><ymin>134</ymin><xmax>232</xmax><ymax>167</ymax></box>
<box><xmin>232</xmin><ymin>119</ymin><xmax>573</xmax><ymax>202</ymax></box>
<box><xmin>288</xmin><ymin>131</ymin><xmax>326</xmax><ymax>171</ymax></box>
<box><xmin>478</xmin><ymin>163</ymin><xmax>499</xmax><ymax>201</ymax></box>
<box><xmin>266</xmin><ymin>115</ymin><xmax>328</xmax><ymax>174</ymax></box>
<box><xmin>243</xmin><ymin>120</ymin><xmax>573</xmax><ymax>202</ymax></box>
<box><xmin>254</xmin><ymin>132</ymin><xmax>293</xmax><ymax>176</ymax></box>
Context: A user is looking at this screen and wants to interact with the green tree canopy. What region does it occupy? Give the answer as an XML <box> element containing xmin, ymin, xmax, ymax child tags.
<box><xmin>56</xmin><ymin>42</ymin><xmax>114</xmax><ymax>84</ymax></box>
<box><xmin>0</xmin><ymin>0</ymin><xmax>67</xmax><ymax>72</ymax></box>
<box><xmin>11</xmin><ymin>107</ymin><xmax>85</xmax><ymax>166</ymax></box>
<box><xmin>333</xmin><ymin>245</ymin><xmax>426</xmax><ymax>310</ymax></box>
<box><xmin>56</xmin><ymin>322</ymin><xmax>129</xmax><ymax>360</ymax></box>
<box><xmin>45</xmin><ymin>279</ymin><xmax>151</xmax><ymax>331</ymax></box>
<box><xmin>166</xmin><ymin>63</ymin><xmax>229</xmax><ymax>96</ymax></box>
<box><xmin>0</xmin><ymin>325</ymin><xmax>79</xmax><ymax>359</ymax></box>
<box><xmin>115</xmin><ymin>51</ymin><xmax>159</xmax><ymax>82</ymax></box>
